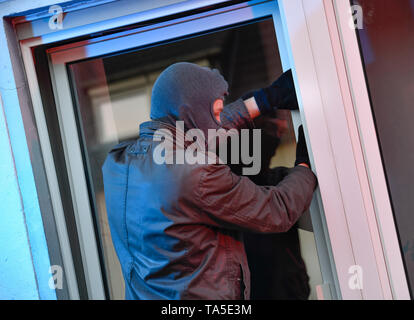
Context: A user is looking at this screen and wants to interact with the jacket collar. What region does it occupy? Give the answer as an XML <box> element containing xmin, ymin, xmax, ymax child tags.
<box><xmin>139</xmin><ymin>120</ymin><xmax>178</xmax><ymax>136</ymax></box>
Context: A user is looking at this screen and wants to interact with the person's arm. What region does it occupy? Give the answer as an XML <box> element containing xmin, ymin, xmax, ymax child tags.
<box><xmin>220</xmin><ymin>69</ymin><xmax>298</xmax><ymax>130</ymax></box>
<box><xmin>188</xmin><ymin>122</ymin><xmax>315</xmax><ymax>233</ymax></box>
<box><xmin>191</xmin><ymin>164</ymin><xmax>316</xmax><ymax>233</ymax></box>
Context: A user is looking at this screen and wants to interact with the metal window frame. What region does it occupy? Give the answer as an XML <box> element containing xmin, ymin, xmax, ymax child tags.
<box><xmin>17</xmin><ymin>0</ymin><xmax>407</xmax><ymax>299</ymax></box>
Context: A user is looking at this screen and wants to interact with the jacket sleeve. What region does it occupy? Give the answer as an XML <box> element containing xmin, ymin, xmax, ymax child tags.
<box><xmin>220</xmin><ymin>99</ymin><xmax>255</xmax><ymax>131</ymax></box>
<box><xmin>193</xmin><ymin>164</ymin><xmax>317</xmax><ymax>233</ymax></box>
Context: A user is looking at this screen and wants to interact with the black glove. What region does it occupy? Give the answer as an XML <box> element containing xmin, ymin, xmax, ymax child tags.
<box><xmin>242</xmin><ymin>69</ymin><xmax>299</xmax><ymax>115</ymax></box>
<box><xmin>295</xmin><ymin>125</ymin><xmax>310</xmax><ymax>167</ymax></box>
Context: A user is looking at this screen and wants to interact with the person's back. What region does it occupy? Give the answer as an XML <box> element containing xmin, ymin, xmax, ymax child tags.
<box><xmin>103</xmin><ymin>132</ymin><xmax>248</xmax><ymax>299</ymax></box>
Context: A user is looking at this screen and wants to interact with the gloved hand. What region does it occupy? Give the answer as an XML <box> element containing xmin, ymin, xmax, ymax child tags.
<box><xmin>295</xmin><ymin>125</ymin><xmax>310</xmax><ymax>168</ymax></box>
<box><xmin>242</xmin><ymin>69</ymin><xmax>299</xmax><ymax>115</ymax></box>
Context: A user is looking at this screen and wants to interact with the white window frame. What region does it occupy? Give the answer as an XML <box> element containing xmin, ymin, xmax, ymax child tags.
<box><xmin>17</xmin><ymin>0</ymin><xmax>409</xmax><ymax>299</ymax></box>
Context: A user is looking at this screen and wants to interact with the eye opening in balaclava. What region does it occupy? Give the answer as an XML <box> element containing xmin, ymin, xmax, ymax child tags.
<box><xmin>150</xmin><ymin>62</ymin><xmax>229</xmax><ymax>138</ymax></box>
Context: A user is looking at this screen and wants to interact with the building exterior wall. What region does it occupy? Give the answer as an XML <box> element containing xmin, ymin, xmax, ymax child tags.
<box><xmin>0</xmin><ymin>0</ymin><xmax>65</xmax><ymax>300</ymax></box>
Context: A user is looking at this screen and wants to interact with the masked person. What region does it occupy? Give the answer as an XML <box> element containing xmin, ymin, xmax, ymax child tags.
<box><xmin>102</xmin><ymin>62</ymin><xmax>317</xmax><ymax>300</ymax></box>
<box><xmin>230</xmin><ymin>114</ymin><xmax>311</xmax><ymax>300</ymax></box>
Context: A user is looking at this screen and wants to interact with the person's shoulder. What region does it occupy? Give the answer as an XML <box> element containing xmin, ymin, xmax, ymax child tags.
<box><xmin>103</xmin><ymin>138</ymin><xmax>144</xmax><ymax>169</ymax></box>
<box><xmin>108</xmin><ymin>139</ymin><xmax>135</xmax><ymax>152</ymax></box>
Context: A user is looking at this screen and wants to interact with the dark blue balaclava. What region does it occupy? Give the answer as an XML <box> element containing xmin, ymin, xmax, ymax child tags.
<box><xmin>150</xmin><ymin>62</ymin><xmax>229</xmax><ymax>138</ymax></box>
